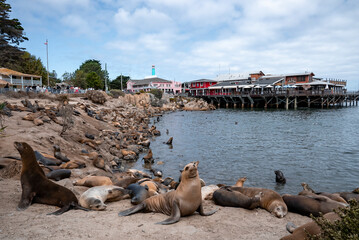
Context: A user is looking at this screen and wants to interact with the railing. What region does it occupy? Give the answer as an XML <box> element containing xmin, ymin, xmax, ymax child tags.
<box><xmin>189</xmin><ymin>89</ymin><xmax>353</xmax><ymax>97</ymax></box>
<box><xmin>1</xmin><ymin>78</ymin><xmax>42</xmax><ymax>86</ymax></box>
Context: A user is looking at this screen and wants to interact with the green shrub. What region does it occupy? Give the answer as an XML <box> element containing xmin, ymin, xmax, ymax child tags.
<box><xmin>150</xmin><ymin>89</ymin><xmax>163</xmax><ymax>99</ymax></box>
<box><xmin>308</xmin><ymin>200</ymin><xmax>359</xmax><ymax>240</ymax></box>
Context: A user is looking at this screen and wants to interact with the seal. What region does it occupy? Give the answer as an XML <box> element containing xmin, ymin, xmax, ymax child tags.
<box><xmin>274</xmin><ymin>170</ymin><xmax>286</xmax><ymax>184</ymax></box>
<box><xmin>337</xmin><ymin>191</ymin><xmax>359</xmax><ymax>202</ymax></box>
<box><xmin>119</xmin><ymin>161</ymin><xmax>217</xmax><ymax>224</ymax></box>
<box><xmin>280</xmin><ymin>212</ymin><xmax>340</xmax><ymax>240</ymax></box>
<box><xmin>79</xmin><ymin>185</ymin><xmax>130</xmax><ymax>210</ymax></box>
<box><xmin>201</xmin><ymin>185</ymin><xmax>219</xmax><ymax>200</ymax></box>
<box><xmin>14</xmin><ymin>141</ymin><xmax>87</xmax><ymax>215</ymax></box>
<box><xmin>165</xmin><ymin>137</ymin><xmax>173</xmax><ymax>145</ymax></box>
<box><xmin>282</xmin><ymin>194</ymin><xmax>348</xmax><ymax>217</ymax></box>
<box><xmin>212</xmin><ymin>186</ymin><xmax>262</xmax><ymax>209</ymax></box>
<box><xmin>34</xmin><ymin>151</ymin><xmax>62</xmax><ymax>166</ymax></box>
<box><xmin>60</xmin><ymin>160</ymin><xmax>86</xmax><ymax>169</ymax></box>
<box><xmin>298</xmin><ymin>183</ymin><xmax>347</xmax><ymax>203</ymax></box>
<box><xmin>234</xmin><ymin>177</ymin><xmax>247</xmax><ymax>187</ymax></box>
<box><xmin>113</xmin><ymin>176</ymin><xmax>139</xmax><ymax>188</ymax></box>
<box><xmin>229</xmin><ymin>187</ymin><xmax>288</xmax><ymax>218</ymax></box>
<box><xmin>74</xmin><ymin>175</ymin><xmax>113</xmax><ymax>187</ymax></box>
<box><xmin>143</xmin><ymin>149</ymin><xmax>153</xmax><ymax>164</ymax></box>
<box><xmin>45</xmin><ymin>167</ymin><xmax>71</xmax><ymax>181</ymax></box>
<box><xmin>127</xmin><ymin>183</ymin><xmax>150</xmax><ymax>205</ymax></box>
<box><xmin>53</xmin><ymin>145</ymin><xmax>70</xmax><ymax>162</ymax></box>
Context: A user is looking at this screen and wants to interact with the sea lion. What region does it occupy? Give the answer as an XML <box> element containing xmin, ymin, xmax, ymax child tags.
<box><xmin>34</xmin><ymin>151</ymin><xmax>61</xmax><ymax>166</ymax></box>
<box><xmin>337</xmin><ymin>191</ymin><xmax>359</xmax><ymax>202</ymax></box>
<box><xmin>165</xmin><ymin>137</ymin><xmax>173</xmax><ymax>145</ymax></box>
<box><xmin>282</xmin><ymin>194</ymin><xmax>348</xmax><ymax>217</ymax></box>
<box><xmin>127</xmin><ymin>183</ymin><xmax>151</xmax><ymax>205</ymax></box>
<box><xmin>74</xmin><ymin>175</ymin><xmax>113</xmax><ymax>187</ymax></box>
<box><xmin>298</xmin><ymin>183</ymin><xmax>347</xmax><ymax>204</ymax></box>
<box><xmin>53</xmin><ymin>145</ymin><xmax>70</xmax><ymax>162</ymax></box>
<box><xmin>113</xmin><ymin>176</ymin><xmax>139</xmax><ymax>188</ymax></box>
<box><xmin>280</xmin><ymin>212</ymin><xmax>340</xmax><ymax>240</ymax></box>
<box><xmin>119</xmin><ymin>161</ymin><xmax>217</xmax><ymax>224</ymax></box>
<box><xmin>234</xmin><ymin>177</ymin><xmax>247</xmax><ymax>187</ymax></box>
<box><xmin>60</xmin><ymin>160</ymin><xmax>86</xmax><ymax>169</ymax></box>
<box><xmin>213</xmin><ymin>186</ymin><xmax>262</xmax><ymax>209</ymax></box>
<box><xmin>229</xmin><ymin>187</ymin><xmax>288</xmax><ymax>218</ymax></box>
<box><xmin>150</xmin><ymin>167</ymin><xmax>163</xmax><ymax>177</ymax></box>
<box><xmin>143</xmin><ymin>149</ymin><xmax>153</xmax><ymax>164</ymax></box>
<box><xmin>14</xmin><ymin>142</ymin><xmax>87</xmax><ymax>215</ymax></box>
<box><xmin>79</xmin><ymin>185</ymin><xmax>130</xmax><ymax>210</ymax></box>
<box><xmin>45</xmin><ymin>168</ymin><xmax>71</xmax><ymax>181</ymax></box>
<box><xmin>301</xmin><ymin>182</ymin><xmax>315</xmax><ymax>193</ymax></box>
<box><xmin>275</xmin><ymin>170</ymin><xmax>286</xmax><ymax>184</ymax></box>
<box><xmin>92</xmin><ymin>154</ymin><xmax>113</xmax><ymax>173</ymax></box>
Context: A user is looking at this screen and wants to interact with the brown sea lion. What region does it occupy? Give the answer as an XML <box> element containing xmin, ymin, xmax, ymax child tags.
<box><xmin>212</xmin><ymin>186</ymin><xmax>262</xmax><ymax>209</ymax></box>
<box><xmin>234</xmin><ymin>177</ymin><xmax>247</xmax><ymax>187</ymax></box>
<box><xmin>119</xmin><ymin>161</ymin><xmax>217</xmax><ymax>224</ymax></box>
<box><xmin>143</xmin><ymin>149</ymin><xmax>153</xmax><ymax>164</ymax></box>
<box><xmin>280</xmin><ymin>212</ymin><xmax>340</xmax><ymax>240</ymax></box>
<box><xmin>337</xmin><ymin>191</ymin><xmax>359</xmax><ymax>202</ymax></box>
<box><xmin>74</xmin><ymin>175</ymin><xmax>113</xmax><ymax>187</ymax></box>
<box><xmin>79</xmin><ymin>185</ymin><xmax>130</xmax><ymax>210</ymax></box>
<box><xmin>113</xmin><ymin>176</ymin><xmax>139</xmax><ymax>188</ymax></box>
<box><xmin>282</xmin><ymin>194</ymin><xmax>348</xmax><ymax>217</ymax></box>
<box><xmin>14</xmin><ymin>142</ymin><xmax>87</xmax><ymax>215</ymax></box>
<box><xmin>229</xmin><ymin>187</ymin><xmax>288</xmax><ymax>218</ymax></box>
<box><xmin>127</xmin><ymin>183</ymin><xmax>150</xmax><ymax>205</ymax></box>
<box><xmin>298</xmin><ymin>183</ymin><xmax>347</xmax><ymax>204</ymax></box>
<box><xmin>53</xmin><ymin>145</ymin><xmax>70</xmax><ymax>162</ymax></box>
<box><xmin>60</xmin><ymin>160</ymin><xmax>86</xmax><ymax>169</ymax></box>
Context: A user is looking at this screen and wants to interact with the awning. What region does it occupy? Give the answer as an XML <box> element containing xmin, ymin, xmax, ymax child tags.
<box><xmin>243</xmin><ymin>85</ymin><xmax>255</xmax><ymax>89</ymax></box>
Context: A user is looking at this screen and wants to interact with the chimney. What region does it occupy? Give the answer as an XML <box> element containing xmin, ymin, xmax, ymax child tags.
<box><xmin>152</xmin><ymin>65</ymin><xmax>155</xmax><ymax>76</ymax></box>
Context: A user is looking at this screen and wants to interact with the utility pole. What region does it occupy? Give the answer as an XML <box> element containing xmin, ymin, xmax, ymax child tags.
<box><xmin>45</xmin><ymin>39</ymin><xmax>49</xmax><ymax>87</ymax></box>
<box><xmin>105</xmin><ymin>63</ymin><xmax>108</xmax><ymax>93</ymax></box>
<box><xmin>120</xmin><ymin>73</ymin><xmax>123</xmax><ymax>91</ymax></box>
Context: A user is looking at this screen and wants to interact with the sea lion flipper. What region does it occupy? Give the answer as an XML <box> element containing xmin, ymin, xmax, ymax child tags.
<box><xmin>17</xmin><ymin>190</ymin><xmax>36</xmax><ymax>211</ymax></box>
<box><xmin>156</xmin><ymin>201</ymin><xmax>181</xmax><ymax>225</ymax></box>
<box><xmin>47</xmin><ymin>205</ymin><xmax>71</xmax><ymax>215</ymax></box>
<box><xmin>118</xmin><ymin>203</ymin><xmax>146</xmax><ymax>216</ymax></box>
<box><xmin>196</xmin><ymin>203</ymin><xmax>218</xmax><ymax>216</ymax></box>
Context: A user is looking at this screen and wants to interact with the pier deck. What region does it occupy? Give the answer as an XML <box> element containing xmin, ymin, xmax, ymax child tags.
<box><xmin>194</xmin><ymin>90</ymin><xmax>359</xmax><ymax>109</ymax></box>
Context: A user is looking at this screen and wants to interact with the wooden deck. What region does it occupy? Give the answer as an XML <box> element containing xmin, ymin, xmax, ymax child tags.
<box><xmin>193</xmin><ymin>90</ymin><xmax>359</xmax><ymax>109</ymax></box>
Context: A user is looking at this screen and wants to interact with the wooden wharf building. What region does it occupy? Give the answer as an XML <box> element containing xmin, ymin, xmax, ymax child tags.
<box><xmin>186</xmin><ymin>72</ymin><xmax>359</xmax><ymax>109</ymax></box>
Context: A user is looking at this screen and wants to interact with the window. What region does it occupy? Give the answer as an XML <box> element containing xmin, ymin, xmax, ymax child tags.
<box><xmin>297</xmin><ymin>76</ymin><xmax>305</xmax><ymax>82</ymax></box>
<box><xmin>200</xmin><ymin>82</ymin><xmax>203</xmax><ymax>87</ymax></box>
<box><xmin>197</xmin><ymin>83</ymin><xmax>199</xmax><ymax>87</ymax></box>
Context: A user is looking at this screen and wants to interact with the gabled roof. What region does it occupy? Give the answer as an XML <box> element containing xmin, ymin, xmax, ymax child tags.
<box><xmin>0</xmin><ymin>68</ymin><xmax>41</xmax><ymax>78</ymax></box>
<box><xmin>130</xmin><ymin>77</ymin><xmax>172</xmax><ymax>86</ymax></box>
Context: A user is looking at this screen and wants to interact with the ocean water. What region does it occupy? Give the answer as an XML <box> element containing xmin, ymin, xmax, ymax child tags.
<box><xmin>131</xmin><ymin>107</ymin><xmax>359</xmax><ymax>195</ymax></box>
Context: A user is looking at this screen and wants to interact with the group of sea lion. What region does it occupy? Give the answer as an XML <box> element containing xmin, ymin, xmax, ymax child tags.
<box><xmin>14</xmin><ymin>141</ymin><xmax>359</xmax><ymax>236</ymax></box>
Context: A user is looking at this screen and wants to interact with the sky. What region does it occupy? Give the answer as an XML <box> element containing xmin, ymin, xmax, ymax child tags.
<box><xmin>8</xmin><ymin>0</ymin><xmax>359</xmax><ymax>90</ymax></box>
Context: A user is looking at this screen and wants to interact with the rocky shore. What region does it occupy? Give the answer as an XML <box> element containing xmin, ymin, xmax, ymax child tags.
<box><xmin>0</xmin><ymin>91</ymin><xmax>310</xmax><ymax>240</ymax></box>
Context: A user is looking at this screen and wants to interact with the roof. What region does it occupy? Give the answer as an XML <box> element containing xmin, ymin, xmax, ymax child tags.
<box><xmin>0</xmin><ymin>79</ymin><xmax>12</xmax><ymax>86</ymax></box>
<box><xmin>209</xmin><ymin>80</ymin><xmax>251</xmax><ymax>89</ymax></box>
<box><xmin>214</xmin><ymin>71</ymin><xmax>264</xmax><ymax>81</ymax></box>
<box><xmin>0</xmin><ymin>68</ymin><xmax>41</xmax><ymax>78</ymax></box>
<box><xmin>256</xmin><ymin>76</ymin><xmax>285</xmax><ymax>85</ymax></box>
<box><xmin>188</xmin><ymin>79</ymin><xmax>217</xmax><ymax>83</ymax></box>
<box><xmin>130</xmin><ymin>77</ymin><xmax>172</xmax><ymax>86</ymax></box>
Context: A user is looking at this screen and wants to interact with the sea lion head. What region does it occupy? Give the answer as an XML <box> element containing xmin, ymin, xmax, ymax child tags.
<box><xmin>270</xmin><ymin>202</ymin><xmax>288</xmax><ymax>218</ymax></box>
<box><xmin>14</xmin><ymin>142</ymin><xmax>33</xmax><ymax>157</ymax></box>
<box><xmin>88</xmin><ymin>198</ymin><xmax>106</xmax><ymax>210</ymax></box>
<box><xmin>181</xmin><ymin>161</ymin><xmax>199</xmax><ymax>179</ymax></box>
<box><xmin>53</xmin><ymin>145</ymin><xmax>60</xmax><ymax>152</ymax></box>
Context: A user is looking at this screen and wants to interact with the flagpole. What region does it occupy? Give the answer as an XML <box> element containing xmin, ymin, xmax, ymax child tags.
<box><xmin>46</xmin><ymin>39</ymin><xmax>49</xmax><ymax>87</ymax></box>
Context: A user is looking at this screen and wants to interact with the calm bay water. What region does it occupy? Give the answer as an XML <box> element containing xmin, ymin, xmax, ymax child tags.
<box><xmin>132</xmin><ymin>107</ymin><xmax>359</xmax><ymax>195</ymax></box>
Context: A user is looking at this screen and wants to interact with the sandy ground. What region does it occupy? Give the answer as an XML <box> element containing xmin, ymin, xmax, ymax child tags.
<box><xmin>0</xmin><ymin>178</ymin><xmax>311</xmax><ymax>240</ymax></box>
<box><xmin>0</xmin><ymin>95</ymin><xmax>311</xmax><ymax>239</ymax></box>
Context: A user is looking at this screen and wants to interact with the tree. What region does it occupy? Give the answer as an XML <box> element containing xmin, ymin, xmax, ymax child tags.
<box><xmin>20</xmin><ymin>51</ymin><xmax>47</xmax><ymax>84</ymax></box>
<box><xmin>109</xmin><ymin>75</ymin><xmax>130</xmax><ymax>90</ymax></box>
<box><xmin>0</xmin><ymin>0</ymin><xmax>28</xmax><ymax>68</ymax></box>
<box><xmin>86</xmin><ymin>72</ymin><xmax>103</xmax><ymax>90</ymax></box>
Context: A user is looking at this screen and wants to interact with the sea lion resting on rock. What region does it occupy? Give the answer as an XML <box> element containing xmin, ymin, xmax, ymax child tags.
<box><xmin>119</xmin><ymin>161</ymin><xmax>217</xmax><ymax>224</ymax></box>
<box><xmin>74</xmin><ymin>175</ymin><xmax>113</xmax><ymax>187</ymax></box>
<box><xmin>79</xmin><ymin>185</ymin><xmax>130</xmax><ymax>210</ymax></box>
<box><xmin>14</xmin><ymin>142</ymin><xmax>87</xmax><ymax>215</ymax></box>
<box><xmin>229</xmin><ymin>187</ymin><xmax>288</xmax><ymax>218</ymax></box>
<box><xmin>213</xmin><ymin>186</ymin><xmax>262</xmax><ymax>209</ymax></box>
<box><xmin>298</xmin><ymin>183</ymin><xmax>347</xmax><ymax>204</ymax></box>
<box><xmin>53</xmin><ymin>145</ymin><xmax>70</xmax><ymax>162</ymax></box>
<box><xmin>282</xmin><ymin>194</ymin><xmax>348</xmax><ymax>217</ymax></box>
<box><xmin>45</xmin><ymin>167</ymin><xmax>71</xmax><ymax>181</ymax></box>
<box><xmin>280</xmin><ymin>212</ymin><xmax>340</xmax><ymax>240</ymax></box>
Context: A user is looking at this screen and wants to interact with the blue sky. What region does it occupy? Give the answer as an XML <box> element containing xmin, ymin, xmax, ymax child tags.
<box><xmin>8</xmin><ymin>0</ymin><xmax>359</xmax><ymax>90</ymax></box>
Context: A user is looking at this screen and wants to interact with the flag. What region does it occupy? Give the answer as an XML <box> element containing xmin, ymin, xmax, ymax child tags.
<box><xmin>44</xmin><ymin>40</ymin><xmax>48</xmax><ymax>45</ymax></box>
